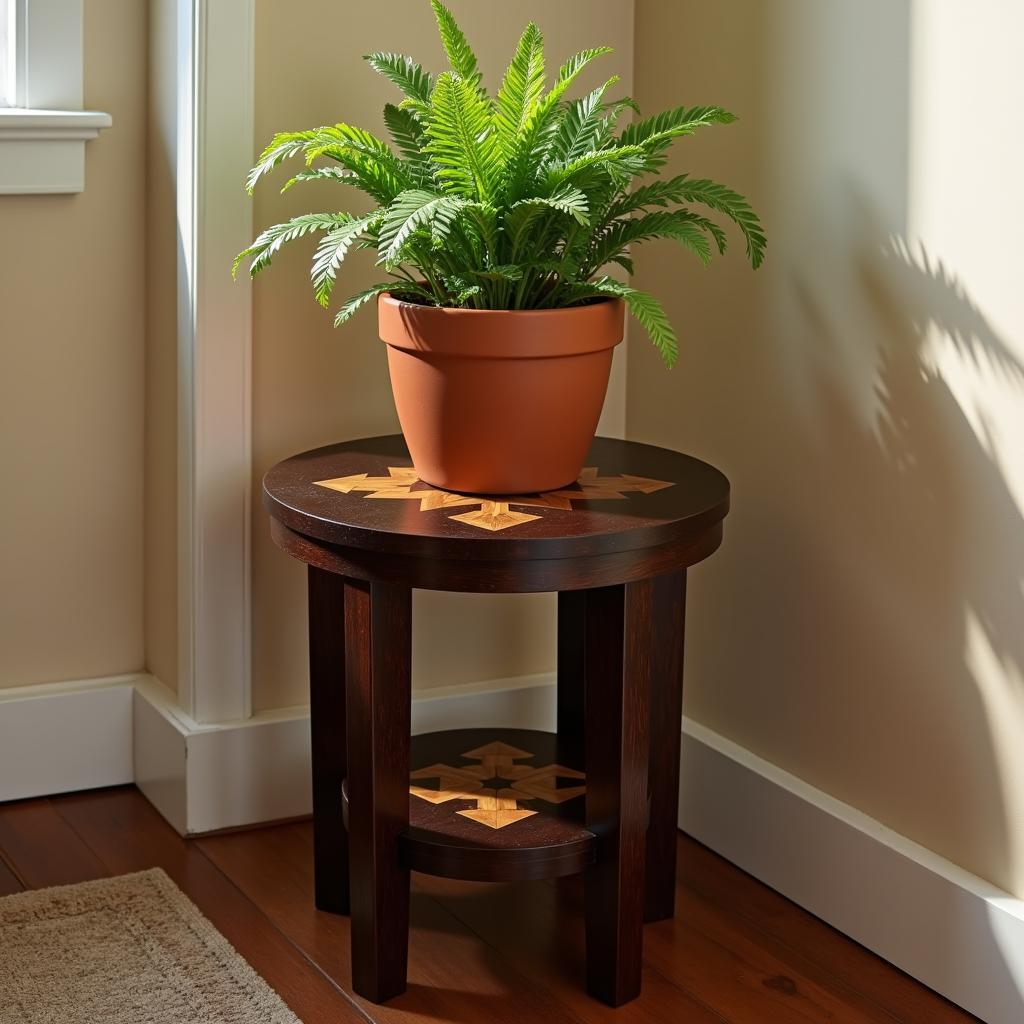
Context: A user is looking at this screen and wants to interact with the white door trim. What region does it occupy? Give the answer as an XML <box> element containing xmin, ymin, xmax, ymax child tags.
<box><xmin>175</xmin><ymin>0</ymin><xmax>255</xmax><ymax>722</ymax></box>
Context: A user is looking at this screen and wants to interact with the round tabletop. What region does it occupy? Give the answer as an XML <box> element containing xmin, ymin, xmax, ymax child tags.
<box><xmin>263</xmin><ymin>434</ymin><xmax>729</xmax><ymax>593</ymax></box>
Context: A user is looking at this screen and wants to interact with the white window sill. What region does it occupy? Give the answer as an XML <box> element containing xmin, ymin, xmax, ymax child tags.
<box><xmin>0</xmin><ymin>108</ymin><xmax>112</xmax><ymax>194</ymax></box>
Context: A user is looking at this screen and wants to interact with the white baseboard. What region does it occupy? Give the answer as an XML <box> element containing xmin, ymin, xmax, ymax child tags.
<box><xmin>131</xmin><ymin>672</ymin><xmax>557</xmax><ymax>835</ymax></box>
<box><xmin>4</xmin><ymin>671</ymin><xmax>1020</xmax><ymax>1022</ymax></box>
<box><xmin>680</xmin><ymin>719</ymin><xmax>1024</xmax><ymax>1024</ymax></box>
<box><xmin>0</xmin><ymin>675</ymin><xmax>136</xmax><ymax>801</ymax></box>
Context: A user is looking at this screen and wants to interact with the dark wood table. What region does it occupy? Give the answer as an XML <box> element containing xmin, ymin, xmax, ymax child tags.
<box><xmin>263</xmin><ymin>434</ymin><xmax>730</xmax><ymax>1007</ymax></box>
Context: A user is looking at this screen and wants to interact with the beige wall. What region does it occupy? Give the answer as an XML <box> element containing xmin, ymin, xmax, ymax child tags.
<box><xmin>251</xmin><ymin>0</ymin><xmax>634</xmax><ymax>710</ymax></box>
<box><xmin>631</xmin><ymin>0</ymin><xmax>1024</xmax><ymax>897</ymax></box>
<box><xmin>0</xmin><ymin>0</ymin><xmax>147</xmax><ymax>688</ymax></box>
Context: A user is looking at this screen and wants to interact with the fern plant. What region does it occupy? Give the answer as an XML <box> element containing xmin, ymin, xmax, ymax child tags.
<box><xmin>235</xmin><ymin>0</ymin><xmax>765</xmax><ymax>367</ymax></box>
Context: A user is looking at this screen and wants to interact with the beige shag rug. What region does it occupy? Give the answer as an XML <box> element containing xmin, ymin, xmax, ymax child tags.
<box><xmin>0</xmin><ymin>868</ymin><xmax>300</xmax><ymax>1024</ymax></box>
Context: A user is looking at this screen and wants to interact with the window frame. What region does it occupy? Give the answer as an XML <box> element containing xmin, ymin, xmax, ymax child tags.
<box><xmin>1</xmin><ymin>0</ymin><xmax>14</xmax><ymax>106</ymax></box>
<box><xmin>0</xmin><ymin>0</ymin><xmax>111</xmax><ymax>193</ymax></box>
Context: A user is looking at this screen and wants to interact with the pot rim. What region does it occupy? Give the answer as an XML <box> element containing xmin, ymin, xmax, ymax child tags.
<box><xmin>378</xmin><ymin>291</ymin><xmax>626</xmax><ymax>359</ymax></box>
<box><xmin>381</xmin><ymin>291</ymin><xmax>622</xmax><ymax>316</ymax></box>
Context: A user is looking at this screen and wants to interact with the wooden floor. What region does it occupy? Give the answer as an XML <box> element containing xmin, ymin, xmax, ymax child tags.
<box><xmin>0</xmin><ymin>786</ymin><xmax>976</xmax><ymax>1024</ymax></box>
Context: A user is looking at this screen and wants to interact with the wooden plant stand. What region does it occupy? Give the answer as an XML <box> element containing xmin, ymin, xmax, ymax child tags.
<box><xmin>263</xmin><ymin>434</ymin><xmax>729</xmax><ymax>1007</ymax></box>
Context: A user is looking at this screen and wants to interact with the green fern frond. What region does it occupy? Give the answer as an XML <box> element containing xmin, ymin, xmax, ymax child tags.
<box><xmin>500</xmin><ymin>46</ymin><xmax>614</xmax><ymax>202</ymax></box>
<box><xmin>335</xmin><ymin>281</ymin><xmax>424</xmax><ymax>326</ymax></box>
<box><xmin>495</xmin><ymin>22</ymin><xmax>546</xmax><ymax>157</ymax></box>
<box><xmin>379</xmin><ymin>189</ymin><xmax>468</xmax><ymax>260</ymax></box>
<box><xmin>304</xmin><ymin>123</ymin><xmax>397</xmax><ymax>162</ymax></box>
<box><xmin>311</xmin><ymin>215</ymin><xmax>378</xmax><ymax>306</ymax></box>
<box><xmin>364</xmin><ymin>52</ymin><xmax>434</xmax><ymax>104</ymax></box>
<box><xmin>544</xmin><ymin>145</ymin><xmax>647</xmax><ymax>192</ymax></box>
<box><xmin>621</xmin><ymin>286</ymin><xmax>679</xmax><ymax>367</ymax></box>
<box><xmin>543</xmin><ymin>187</ymin><xmax>590</xmax><ymax>223</ymax></box>
<box><xmin>304</xmin><ymin>146</ymin><xmax>412</xmax><ymax>205</ymax></box>
<box><xmin>455</xmin><ymin>202</ymin><xmax>500</xmax><ymax>255</ymax></box>
<box><xmin>585</xmin><ymin>208</ymin><xmax>720</xmax><ymax>274</ymax></box>
<box><xmin>569</xmin><ymin>278</ymin><xmax>679</xmax><ymax>367</ymax></box>
<box><xmin>604</xmin><ymin>174</ymin><xmax>690</xmax><ymax>218</ymax></box>
<box><xmin>424</xmin><ymin>73</ymin><xmax>501</xmax><ymax>201</ymax></box>
<box><xmin>280</xmin><ymin>166</ymin><xmax>354</xmax><ymax>193</ymax></box>
<box><xmin>609</xmin><ymin>253</ymin><xmax>634</xmax><ymax>275</ymax></box>
<box><xmin>556</xmin><ymin>46</ymin><xmax>613</xmax><ymax>84</ymax></box>
<box><xmin>505</xmin><ymin>189</ymin><xmax>588</xmax><ymax>254</ymax></box>
<box><xmin>606</xmin><ymin>96</ymin><xmax>641</xmax><ymax>121</ymax></box>
<box><xmin>246</xmin><ymin>131</ymin><xmax>318</xmax><ymax>193</ymax></box>
<box><xmin>550</xmin><ymin>77</ymin><xmax>620</xmax><ymax>164</ymax></box>
<box><xmin>670</xmin><ymin>178</ymin><xmax>766</xmax><ymax>268</ymax></box>
<box><xmin>430</xmin><ymin>0</ymin><xmax>481</xmax><ymax>86</ymax></box>
<box><xmin>664</xmin><ymin>218</ymin><xmax>714</xmax><ymax>264</ymax></box>
<box><xmin>685</xmin><ymin>212</ymin><xmax>728</xmax><ymax>255</ymax></box>
<box><xmin>521</xmin><ymin>187</ymin><xmax>590</xmax><ymax>223</ymax></box>
<box><xmin>619</xmin><ymin>105</ymin><xmax>735</xmax><ymax>148</ymax></box>
<box><xmin>382</xmin><ymin>104</ymin><xmax>428</xmax><ymax>164</ymax></box>
<box><xmin>233</xmin><ymin>213</ymin><xmax>350</xmax><ymax>278</ymax></box>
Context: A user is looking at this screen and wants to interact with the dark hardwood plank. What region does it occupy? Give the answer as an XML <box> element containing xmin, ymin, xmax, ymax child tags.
<box><xmin>645</xmin><ymin>569</ymin><xmax>686</xmax><ymax>923</ymax></box>
<box><xmin>0</xmin><ymin>853</ymin><xmax>24</xmax><ymax>895</ymax></box>
<box><xmin>51</xmin><ymin>788</ymin><xmax>366</xmax><ymax>1024</ymax></box>
<box><xmin>344</xmin><ymin>578</ymin><xmax>413</xmax><ymax>1003</ymax></box>
<box><xmin>649</xmin><ymin>886</ymin><xmax>902</xmax><ymax>1023</ymax></box>
<box><xmin>198</xmin><ymin>819</ymin><xmax>583</xmax><ymax>1024</ymax></box>
<box><xmin>584</xmin><ymin>579</ymin><xmax>651</xmax><ymax>1006</ymax></box>
<box><xmin>0</xmin><ymin>797</ymin><xmax>107</xmax><ymax>888</ymax></box>
<box><xmin>308</xmin><ymin>564</ymin><xmax>350</xmax><ymax>915</ymax></box>
<box><xmin>553</xmin><ymin>872</ymin><xmax>903</xmax><ymax>1024</ymax></box>
<box><xmin>677</xmin><ymin>835</ymin><xmax>979</xmax><ymax>1024</ymax></box>
<box><xmin>417</xmin><ymin>873</ymin><xmax>728</xmax><ymax>1024</ymax></box>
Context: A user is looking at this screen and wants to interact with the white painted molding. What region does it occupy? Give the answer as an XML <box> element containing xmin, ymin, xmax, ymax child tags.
<box><xmin>12</xmin><ymin>0</ymin><xmax>84</xmax><ymax>109</ymax></box>
<box><xmin>0</xmin><ymin>0</ymin><xmax>112</xmax><ymax>193</ymax></box>
<box><xmin>0</xmin><ymin>109</ymin><xmax>111</xmax><ymax>137</ymax></box>
<box><xmin>175</xmin><ymin>0</ymin><xmax>255</xmax><ymax>722</ymax></box>
<box><xmin>679</xmin><ymin>719</ymin><xmax>1024</xmax><ymax>1024</ymax></box>
<box><xmin>132</xmin><ymin>672</ymin><xmax>557</xmax><ymax>835</ymax></box>
<box><xmin>0</xmin><ymin>675</ymin><xmax>135</xmax><ymax>800</ymax></box>
<box><xmin>5</xmin><ymin>669</ymin><xmax>1019</xmax><ymax>1022</ymax></box>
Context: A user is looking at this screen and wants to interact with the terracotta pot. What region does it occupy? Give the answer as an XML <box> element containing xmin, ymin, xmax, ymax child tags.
<box><xmin>378</xmin><ymin>294</ymin><xmax>625</xmax><ymax>495</ymax></box>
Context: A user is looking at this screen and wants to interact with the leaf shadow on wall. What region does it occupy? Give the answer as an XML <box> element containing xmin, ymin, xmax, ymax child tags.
<box><xmin>791</xmin><ymin>218</ymin><xmax>1024</xmax><ymax>907</ymax></box>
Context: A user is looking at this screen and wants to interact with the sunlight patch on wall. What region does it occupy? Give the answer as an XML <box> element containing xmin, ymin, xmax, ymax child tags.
<box><xmin>907</xmin><ymin>0</ymin><xmax>1024</xmax><ymax>515</ymax></box>
<box><xmin>965</xmin><ymin>608</ymin><xmax>1024</xmax><ymax>898</ymax></box>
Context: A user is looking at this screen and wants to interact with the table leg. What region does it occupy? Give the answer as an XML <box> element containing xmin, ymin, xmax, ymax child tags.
<box><xmin>344</xmin><ymin>579</ymin><xmax>412</xmax><ymax>1003</ymax></box>
<box><xmin>308</xmin><ymin>566</ymin><xmax>349</xmax><ymax>914</ymax></box>
<box><xmin>557</xmin><ymin>590</ymin><xmax>586</xmax><ymax>763</ymax></box>
<box><xmin>583</xmin><ymin>579</ymin><xmax>652</xmax><ymax>1007</ymax></box>
<box><xmin>646</xmin><ymin>570</ymin><xmax>687</xmax><ymax>923</ymax></box>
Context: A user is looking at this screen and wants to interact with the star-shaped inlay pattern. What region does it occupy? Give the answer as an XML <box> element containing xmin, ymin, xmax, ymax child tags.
<box><xmin>409</xmin><ymin>740</ymin><xmax>586</xmax><ymax>829</ymax></box>
<box><xmin>314</xmin><ymin>466</ymin><xmax>675</xmax><ymax>532</ymax></box>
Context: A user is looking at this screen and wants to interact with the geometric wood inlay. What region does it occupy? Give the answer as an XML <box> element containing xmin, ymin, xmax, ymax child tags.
<box><xmin>314</xmin><ymin>466</ymin><xmax>675</xmax><ymax>532</ymax></box>
<box><xmin>409</xmin><ymin>740</ymin><xmax>586</xmax><ymax>829</ymax></box>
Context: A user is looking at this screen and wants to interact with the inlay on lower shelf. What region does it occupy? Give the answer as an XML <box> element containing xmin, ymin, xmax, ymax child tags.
<box><xmin>342</xmin><ymin>728</ymin><xmax>597</xmax><ymax>882</ymax></box>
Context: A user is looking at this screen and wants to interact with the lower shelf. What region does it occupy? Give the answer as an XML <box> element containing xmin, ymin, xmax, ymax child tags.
<box><xmin>342</xmin><ymin>728</ymin><xmax>596</xmax><ymax>882</ymax></box>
